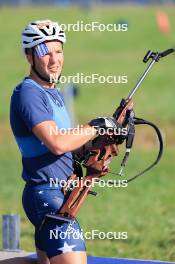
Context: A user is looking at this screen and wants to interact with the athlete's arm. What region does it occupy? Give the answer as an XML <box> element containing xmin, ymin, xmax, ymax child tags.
<box><xmin>32</xmin><ymin>120</ymin><xmax>97</xmax><ymax>155</ymax></box>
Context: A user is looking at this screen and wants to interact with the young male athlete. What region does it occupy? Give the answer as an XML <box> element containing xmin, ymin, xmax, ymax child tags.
<box><xmin>10</xmin><ymin>20</ymin><xmax>119</xmax><ymax>264</ymax></box>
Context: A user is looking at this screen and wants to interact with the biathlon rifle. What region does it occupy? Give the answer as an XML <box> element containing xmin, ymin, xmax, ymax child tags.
<box><xmin>44</xmin><ymin>48</ymin><xmax>174</xmax><ymax>224</ymax></box>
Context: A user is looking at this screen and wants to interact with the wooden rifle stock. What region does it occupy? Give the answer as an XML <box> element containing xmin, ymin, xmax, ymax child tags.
<box><xmin>52</xmin><ymin>102</ymin><xmax>132</xmax><ymax>221</ymax></box>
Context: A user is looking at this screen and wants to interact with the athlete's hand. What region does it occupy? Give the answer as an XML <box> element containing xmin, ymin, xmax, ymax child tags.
<box><xmin>85</xmin><ymin>135</ymin><xmax>119</xmax><ymax>177</ymax></box>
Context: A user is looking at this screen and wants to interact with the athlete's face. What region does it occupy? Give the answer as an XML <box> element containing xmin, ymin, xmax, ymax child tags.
<box><xmin>29</xmin><ymin>41</ymin><xmax>64</xmax><ymax>82</ymax></box>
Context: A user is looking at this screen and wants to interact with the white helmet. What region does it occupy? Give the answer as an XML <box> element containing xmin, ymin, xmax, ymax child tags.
<box><xmin>22</xmin><ymin>19</ymin><xmax>66</xmax><ymax>50</ymax></box>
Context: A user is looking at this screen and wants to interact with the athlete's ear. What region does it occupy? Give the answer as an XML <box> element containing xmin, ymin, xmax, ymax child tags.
<box><xmin>26</xmin><ymin>54</ymin><xmax>33</xmax><ymax>66</ymax></box>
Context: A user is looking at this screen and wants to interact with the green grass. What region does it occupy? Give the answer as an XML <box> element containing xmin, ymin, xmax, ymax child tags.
<box><xmin>0</xmin><ymin>5</ymin><xmax>175</xmax><ymax>262</ymax></box>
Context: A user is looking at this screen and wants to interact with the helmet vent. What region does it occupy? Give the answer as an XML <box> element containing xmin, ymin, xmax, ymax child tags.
<box><xmin>40</xmin><ymin>28</ymin><xmax>49</xmax><ymax>36</ymax></box>
<box><xmin>23</xmin><ymin>33</ymin><xmax>39</xmax><ymax>37</ymax></box>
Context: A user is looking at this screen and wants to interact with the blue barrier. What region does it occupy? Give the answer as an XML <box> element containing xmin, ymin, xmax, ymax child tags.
<box><xmin>28</xmin><ymin>254</ymin><xmax>175</xmax><ymax>264</ymax></box>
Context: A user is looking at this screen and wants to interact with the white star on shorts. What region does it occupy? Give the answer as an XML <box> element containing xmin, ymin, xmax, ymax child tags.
<box><xmin>53</xmin><ymin>225</ymin><xmax>63</xmax><ymax>232</ymax></box>
<box><xmin>57</xmin><ymin>242</ymin><xmax>76</xmax><ymax>253</ymax></box>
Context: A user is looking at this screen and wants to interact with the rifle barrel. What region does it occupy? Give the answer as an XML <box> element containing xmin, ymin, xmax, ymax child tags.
<box><xmin>127</xmin><ymin>48</ymin><xmax>174</xmax><ymax>101</ymax></box>
<box><xmin>127</xmin><ymin>59</ymin><xmax>156</xmax><ymax>101</ymax></box>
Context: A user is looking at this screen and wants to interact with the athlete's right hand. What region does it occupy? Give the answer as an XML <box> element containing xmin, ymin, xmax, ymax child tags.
<box><xmin>85</xmin><ymin>135</ymin><xmax>119</xmax><ymax>177</ymax></box>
